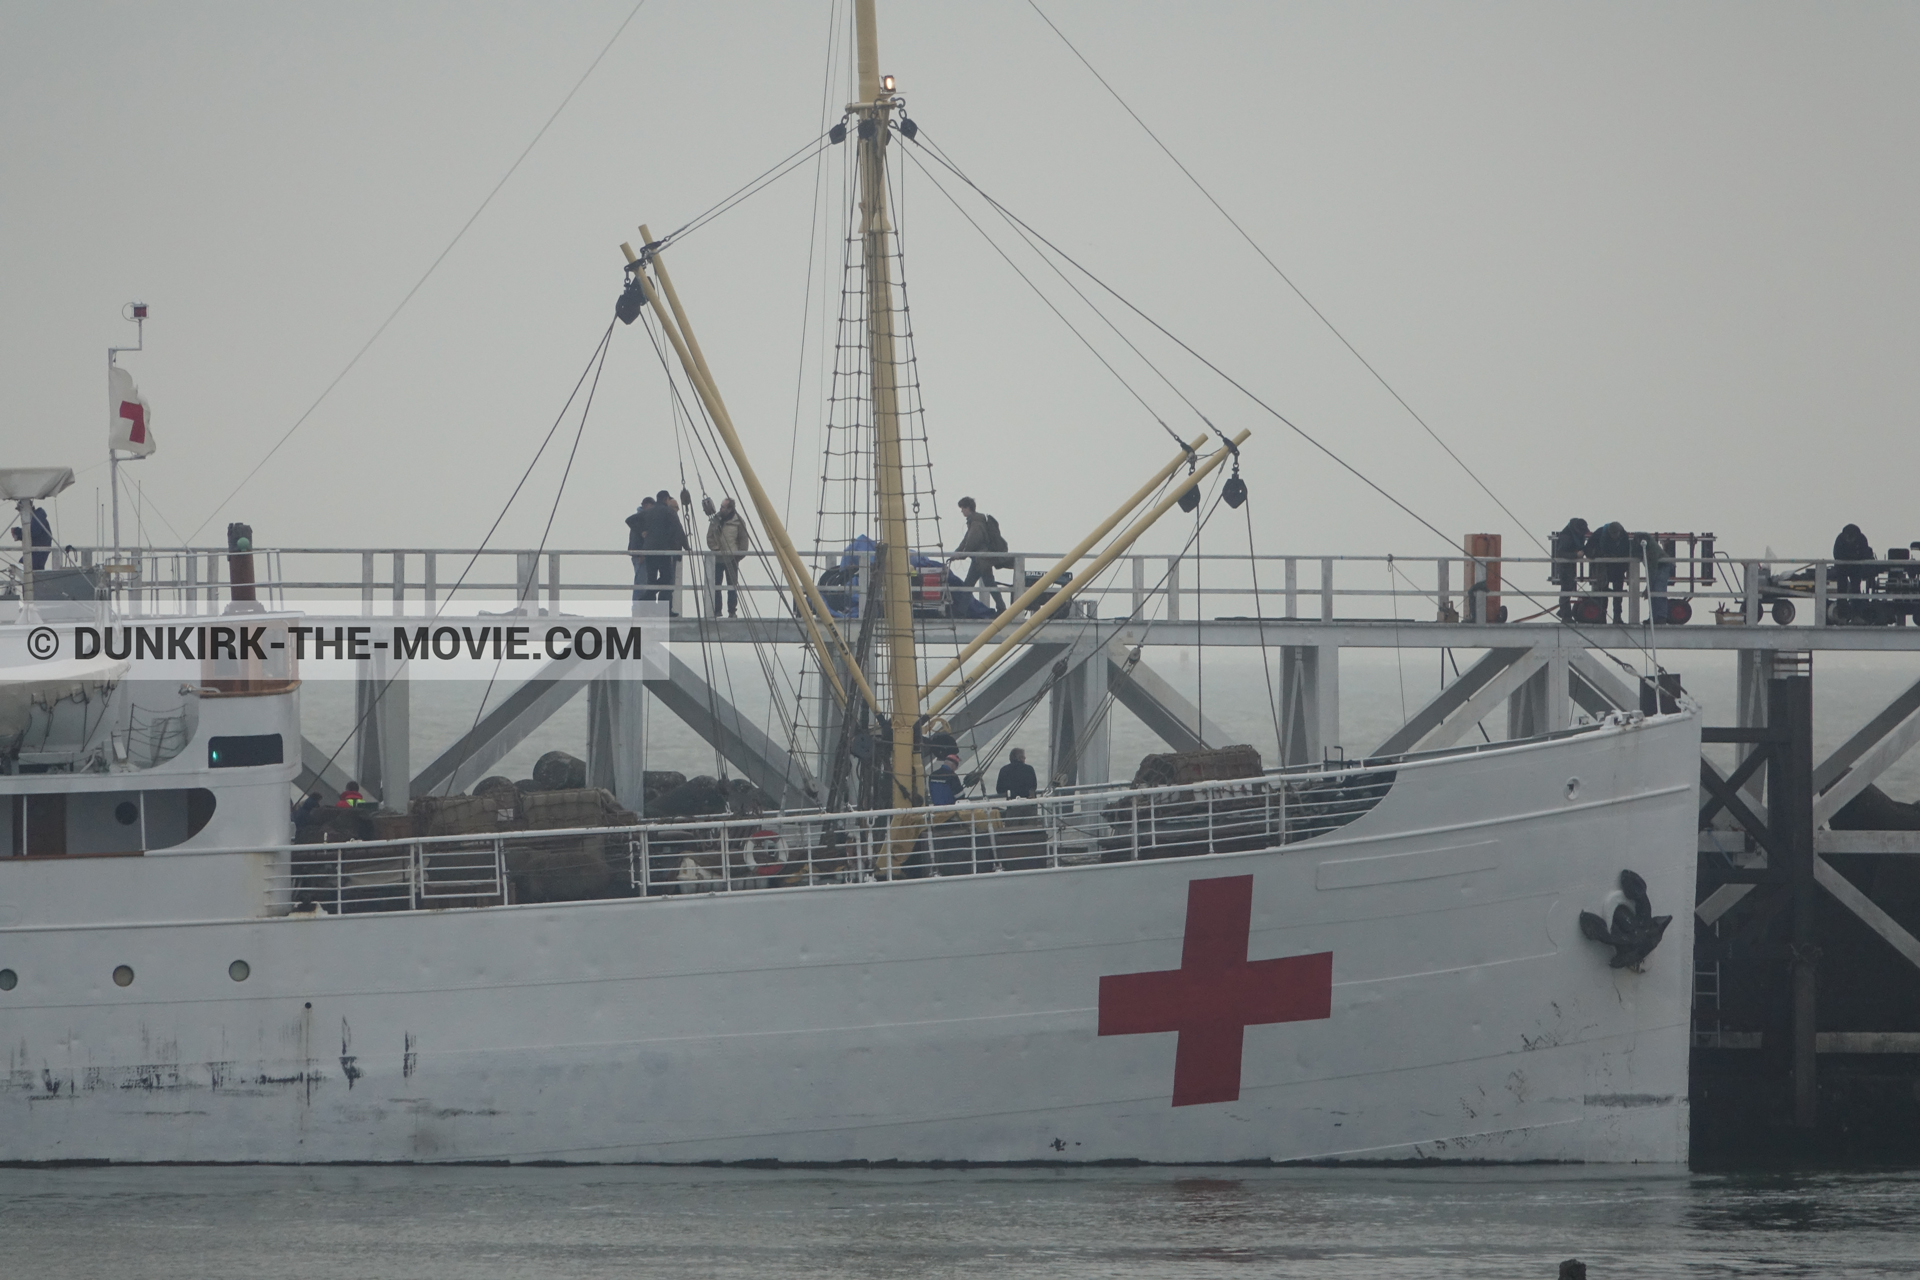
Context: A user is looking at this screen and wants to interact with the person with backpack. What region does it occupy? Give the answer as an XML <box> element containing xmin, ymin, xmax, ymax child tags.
<box><xmin>950</xmin><ymin>496</ymin><xmax>1008</xmax><ymax>613</ymax></box>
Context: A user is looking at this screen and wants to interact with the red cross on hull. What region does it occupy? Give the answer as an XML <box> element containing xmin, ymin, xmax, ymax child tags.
<box><xmin>1098</xmin><ymin>874</ymin><xmax>1332</xmax><ymax>1106</ymax></box>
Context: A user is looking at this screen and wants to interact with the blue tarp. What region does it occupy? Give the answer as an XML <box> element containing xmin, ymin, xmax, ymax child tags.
<box><xmin>820</xmin><ymin>537</ymin><xmax>994</xmax><ymax>619</ymax></box>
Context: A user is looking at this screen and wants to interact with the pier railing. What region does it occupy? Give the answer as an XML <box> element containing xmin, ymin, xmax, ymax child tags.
<box><xmin>25</xmin><ymin>543</ymin><xmax>1920</xmax><ymax>631</ymax></box>
<box><xmin>267</xmin><ymin>760</ymin><xmax>1399</xmax><ymax>914</ymax></box>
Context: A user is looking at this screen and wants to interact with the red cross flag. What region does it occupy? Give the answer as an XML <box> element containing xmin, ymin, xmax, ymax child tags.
<box><xmin>108</xmin><ymin>365</ymin><xmax>155</xmax><ymax>457</ymax></box>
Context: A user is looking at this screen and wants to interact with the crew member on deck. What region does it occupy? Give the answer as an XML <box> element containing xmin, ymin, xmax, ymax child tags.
<box><xmin>995</xmin><ymin>747</ymin><xmax>1037</xmax><ymax>800</ymax></box>
<box><xmin>336</xmin><ymin>781</ymin><xmax>368</xmax><ymax>808</ymax></box>
<box><xmin>950</xmin><ymin>497</ymin><xmax>1008</xmax><ymax>614</ymax></box>
<box><xmin>1835</xmin><ymin>523</ymin><xmax>1875</xmax><ymax>598</ymax></box>
<box><xmin>927</xmin><ymin>754</ymin><xmax>962</xmax><ymax>806</ymax></box>
<box><xmin>9</xmin><ymin>504</ymin><xmax>52</xmax><ymax>572</ymax></box>
<box><xmin>1551</xmin><ymin>518</ymin><xmax>1589</xmax><ymax>622</ymax></box>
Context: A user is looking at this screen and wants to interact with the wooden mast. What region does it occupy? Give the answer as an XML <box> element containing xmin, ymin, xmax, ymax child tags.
<box><xmin>855</xmin><ymin>0</ymin><xmax>923</xmax><ymax>816</ymax></box>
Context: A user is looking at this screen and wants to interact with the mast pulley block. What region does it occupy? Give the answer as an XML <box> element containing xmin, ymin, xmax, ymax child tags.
<box><xmin>614</xmin><ymin>276</ymin><xmax>645</xmax><ymax>325</ymax></box>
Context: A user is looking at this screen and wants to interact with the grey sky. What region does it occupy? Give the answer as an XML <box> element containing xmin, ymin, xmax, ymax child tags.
<box><xmin>3</xmin><ymin>1</ymin><xmax>1916</xmax><ymax>568</ymax></box>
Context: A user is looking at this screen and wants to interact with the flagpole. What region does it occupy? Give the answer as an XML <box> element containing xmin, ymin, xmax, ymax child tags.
<box><xmin>107</xmin><ymin>303</ymin><xmax>147</xmax><ymax>595</ymax></box>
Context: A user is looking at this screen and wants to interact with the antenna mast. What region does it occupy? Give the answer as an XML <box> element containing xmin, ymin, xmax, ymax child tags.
<box><xmin>853</xmin><ymin>0</ymin><xmax>923</xmax><ymax>815</ymax></box>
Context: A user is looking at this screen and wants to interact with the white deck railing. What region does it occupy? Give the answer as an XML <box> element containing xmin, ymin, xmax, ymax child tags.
<box><xmin>268</xmin><ymin>762</ymin><xmax>1398</xmax><ymax>915</ymax></box>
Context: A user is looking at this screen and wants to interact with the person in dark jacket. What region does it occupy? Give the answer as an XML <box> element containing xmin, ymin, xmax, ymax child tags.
<box><xmin>950</xmin><ymin>497</ymin><xmax>1007</xmax><ymax>613</ymax></box>
<box><xmin>1834</xmin><ymin>523</ymin><xmax>1875</xmax><ymax>599</ymax></box>
<box><xmin>995</xmin><ymin>747</ymin><xmax>1037</xmax><ymax>800</ymax></box>
<box><xmin>1585</xmin><ymin>521</ymin><xmax>1631</xmax><ymax>622</ymax></box>
<box><xmin>1551</xmin><ymin>518</ymin><xmax>1590</xmax><ymax>621</ymax></box>
<box><xmin>9</xmin><ymin>504</ymin><xmax>52</xmax><ymax>572</ymax></box>
<box><xmin>927</xmin><ymin>753</ymin><xmax>961</xmax><ymax>806</ymax></box>
<box><xmin>640</xmin><ymin>490</ymin><xmax>689</xmax><ymax>613</ymax></box>
<box><xmin>625</xmin><ymin>496</ymin><xmax>655</xmax><ymax>605</ymax></box>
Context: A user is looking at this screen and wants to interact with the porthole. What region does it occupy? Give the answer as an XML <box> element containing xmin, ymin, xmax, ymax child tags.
<box><xmin>228</xmin><ymin>960</ymin><xmax>250</xmax><ymax>982</ymax></box>
<box><xmin>112</xmin><ymin>964</ymin><xmax>135</xmax><ymax>988</ymax></box>
<box><xmin>1566</xmin><ymin>777</ymin><xmax>1581</xmax><ymax>801</ymax></box>
<box><xmin>0</xmin><ymin>969</ymin><xmax>16</xmax><ymax>991</ymax></box>
<box><xmin>115</xmin><ymin>801</ymin><xmax>139</xmax><ymax>826</ymax></box>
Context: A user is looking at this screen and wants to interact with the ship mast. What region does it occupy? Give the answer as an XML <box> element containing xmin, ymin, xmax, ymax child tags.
<box><xmin>854</xmin><ymin>0</ymin><xmax>923</xmax><ymax>814</ymax></box>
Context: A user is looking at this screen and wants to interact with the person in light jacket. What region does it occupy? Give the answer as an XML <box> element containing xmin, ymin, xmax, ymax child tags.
<box><xmin>706</xmin><ymin>497</ymin><xmax>749</xmax><ymax>618</ymax></box>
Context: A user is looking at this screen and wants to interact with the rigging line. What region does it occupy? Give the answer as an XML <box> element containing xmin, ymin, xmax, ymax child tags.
<box><xmin>454</xmin><ymin>321</ymin><xmax>615</xmax><ymax>795</ymax></box>
<box><xmin>187</xmin><ymin>0</ymin><xmax>651</xmax><ymax>543</ymax></box>
<box><xmin>904</xmin><ymin>137</ymin><xmax>1457</xmax><ymax>548</ymax></box>
<box><xmin>1062</xmin><ymin>478</ymin><xmax>1233</xmax><ymax>773</ymax></box>
<box><xmin>1024</xmin><ymin>0</ymin><xmax>1545</xmax><ymax>556</ymax></box>
<box><xmin>899</xmin><ymin>138</ymin><xmax>1656</xmax><ymax>677</ymax></box>
<box><xmin>1388</xmin><ymin>556</ymin><xmax>1408</xmax><ymax>722</ymax></box>
<box><xmin>632</xmin><ymin>305</ymin><xmax>809</xmax><ymax>734</ymax></box>
<box><xmin>785</xmin><ymin>0</ymin><xmax>847</xmax><ymax>530</ymax></box>
<box><xmin>908</xmin><ymin>124</ymin><xmax>1213</xmax><ymax>442</ymax></box>
<box><xmin>891</xmin><ymin>144</ymin><xmax>1177</xmax><ymax>444</ymax></box>
<box><xmin>656</xmin><ymin>138</ymin><xmax>835</xmax><ymax>250</ymax></box>
<box><xmin>309</xmin><ymin>320</ymin><xmax>616</xmax><ymax>805</ymax></box>
<box><xmin>1194</xmin><ymin>495</ymin><xmax>1204</xmax><ymax>739</ymax></box>
<box><xmin>1243</xmin><ymin>500</ymin><xmax>1284</xmax><ymax>762</ymax></box>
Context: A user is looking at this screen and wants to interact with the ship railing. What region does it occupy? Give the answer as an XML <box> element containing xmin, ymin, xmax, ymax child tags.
<box><xmin>275</xmin><ymin>838</ymin><xmax>510</xmax><ymax>914</ymax></box>
<box><xmin>261</xmin><ymin>761</ymin><xmax>1399</xmax><ymax>914</ymax></box>
<box><xmin>40</xmin><ymin>543</ymin><xmax>1920</xmax><ymax>631</ymax></box>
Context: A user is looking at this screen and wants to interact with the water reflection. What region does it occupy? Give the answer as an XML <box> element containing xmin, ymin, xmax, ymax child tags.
<box><xmin>1</xmin><ymin>1166</ymin><xmax>1917</xmax><ymax>1279</ymax></box>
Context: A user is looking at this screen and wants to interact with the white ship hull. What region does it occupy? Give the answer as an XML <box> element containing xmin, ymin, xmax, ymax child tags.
<box><xmin>0</xmin><ymin>711</ymin><xmax>1698</xmax><ymax>1164</ymax></box>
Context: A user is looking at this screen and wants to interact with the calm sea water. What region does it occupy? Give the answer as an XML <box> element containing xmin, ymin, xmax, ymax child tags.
<box><xmin>3</xmin><ymin>1165</ymin><xmax>1917</xmax><ymax>1278</ymax></box>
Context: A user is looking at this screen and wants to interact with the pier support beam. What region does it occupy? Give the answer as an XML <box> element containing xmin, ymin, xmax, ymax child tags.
<box><xmin>1048</xmin><ymin>632</ymin><xmax>1109</xmax><ymax>788</ymax></box>
<box><xmin>587</xmin><ymin>674</ymin><xmax>648</xmax><ymax>816</ymax></box>
<box><xmin>1506</xmin><ymin>650</ymin><xmax>1571</xmax><ymax>740</ymax></box>
<box><xmin>1107</xmin><ymin>642</ymin><xmax>1231</xmax><ymax>756</ymax></box>
<box><xmin>354</xmin><ymin>651</ymin><xmax>409</xmax><ymax>809</ymax></box>
<box><xmin>947</xmin><ymin>642</ymin><xmax>1068</xmax><ymax>763</ymax></box>
<box><xmin>297</xmin><ymin>736</ymin><xmax>352</xmax><ymax>804</ymax></box>
<box><xmin>645</xmin><ymin>651</ymin><xmax>817</xmax><ymax>808</ymax></box>
<box><xmin>410</xmin><ymin>659</ymin><xmax>595</xmax><ymax>798</ymax></box>
<box><xmin>1767</xmin><ymin>656</ymin><xmax>1818</xmax><ymax>1131</ymax></box>
<box><xmin>1811</xmin><ymin>672</ymin><xmax>1920</xmax><ymax>827</ymax></box>
<box><xmin>1373</xmin><ymin>648</ymin><xmax>1540</xmax><ymax>757</ymax></box>
<box><xmin>1277</xmin><ymin>645</ymin><xmax>1338</xmax><ymax>765</ymax></box>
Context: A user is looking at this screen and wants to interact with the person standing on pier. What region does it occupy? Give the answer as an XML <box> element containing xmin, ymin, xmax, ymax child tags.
<box><xmin>1551</xmin><ymin>518</ymin><xmax>1589</xmax><ymax>622</ymax></box>
<box><xmin>1585</xmin><ymin>521</ymin><xmax>1630</xmax><ymax>623</ymax></box>
<box><xmin>950</xmin><ymin>497</ymin><xmax>1008</xmax><ymax>613</ymax></box>
<box><xmin>640</xmin><ymin>490</ymin><xmax>688</xmax><ymax>615</ymax></box>
<box><xmin>626</xmin><ymin>495</ymin><xmax>656</xmax><ymax>608</ymax></box>
<box><xmin>706</xmin><ymin>497</ymin><xmax>749</xmax><ymax>618</ymax></box>
<box><xmin>1834</xmin><ymin>523</ymin><xmax>1875</xmax><ymax>600</ymax></box>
